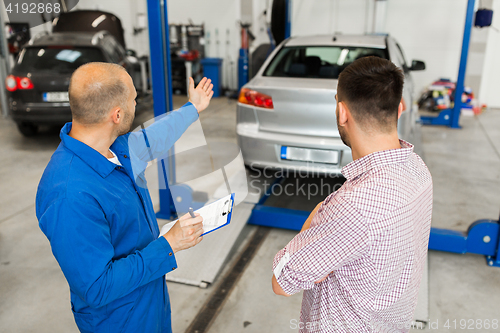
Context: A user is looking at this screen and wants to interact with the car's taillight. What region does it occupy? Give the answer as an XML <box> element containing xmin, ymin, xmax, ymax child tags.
<box><xmin>5</xmin><ymin>75</ymin><xmax>17</xmax><ymax>92</ymax></box>
<box><xmin>5</xmin><ymin>75</ymin><xmax>34</xmax><ymax>91</ymax></box>
<box><xmin>18</xmin><ymin>77</ymin><xmax>34</xmax><ymax>89</ymax></box>
<box><xmin>238</xmin><ymin>88</ymin><xmax>274</xmax><ymax>109</ymax></box>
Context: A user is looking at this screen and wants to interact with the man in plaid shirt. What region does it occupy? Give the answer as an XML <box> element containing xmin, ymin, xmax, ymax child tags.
<box><xmin>272</xmin><ymin>57</ymin><xmax>433</xmax><ymax>333</ymax></box>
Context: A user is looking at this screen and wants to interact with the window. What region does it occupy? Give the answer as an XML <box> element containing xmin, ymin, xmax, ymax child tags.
<box><xmin>396</xmin><ymin>43</ymin><xmax>409</xmax><ymax>71</ymax></box>
<box><xmin>15</xmin><ymin>46</ymin><xmax>106</xmax><ymax>73</ymax></box>
<box><xmin>264</xmin><ymin>46</ymin><xmax>388</xmax><ymax>79</ymax></box>
<box><xmin>103</xmin><ymin>37</ymin><xmax>125</xmax><ymax>64</ymax></box>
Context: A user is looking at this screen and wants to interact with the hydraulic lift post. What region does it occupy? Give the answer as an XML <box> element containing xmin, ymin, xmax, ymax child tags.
<box><xmin>147</xmin><ymin>0</ymin><xmax>177</xmax><ymax>220</ymax></box>
<box><xmin>420</xmin><ymin>0</ymin><xmax>475</xmax><ymax>128</ymax></box>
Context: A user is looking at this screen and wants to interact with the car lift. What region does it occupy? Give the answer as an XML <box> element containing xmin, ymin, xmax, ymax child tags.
<box><xmin>147</xmin><ymin>0</ymin><xmax>209</xmax><ymax>220</ymax></box>
<box><xmin>147</xmin><ymin>0</ymin><xmax>177</xmax><ymax>220</ymax></box>
<box><xmin>419</xmin><ymin>0</ymin><xmax>475</xmax><ymax>129</ymax></box>
<box><xmin>147</xmin><ymin>0</ymin><xmax>499</xmax><ymax>268</ymax></box>
<box><xmin>422</xmin><ymin>0</ymin><xmax>500</xmax><ymax>267</ymax></box>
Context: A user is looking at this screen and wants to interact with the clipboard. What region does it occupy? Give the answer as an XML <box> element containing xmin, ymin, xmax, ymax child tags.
<box><xmin>198</xmin><ymin>193</ymin><xmax>235</xmax><ymax>236</ymax></box>
<box><xmin>159</xmin><ymin>193</ymin><xmax>235</xmax><ymax>237</ymax></box>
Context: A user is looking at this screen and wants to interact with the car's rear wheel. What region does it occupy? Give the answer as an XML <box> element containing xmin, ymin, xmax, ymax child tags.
<box><xmin>271</xmin><ymin>0</ymin><xmax>287</xmax><ymax>45</ymax></box>
<box><xmin>17</xmin><ymin>122</ymin><xmax>39</xmax><ymax>136</ymax></box>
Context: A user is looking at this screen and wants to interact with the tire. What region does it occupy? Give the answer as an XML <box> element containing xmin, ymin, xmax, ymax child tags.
<box><xmin>251</xmin><ymin>43</ymin><xmax>272</xmax><ymax>78</ymax></box>
<box><xmin>17</xmin><ymin>122</ymin><xmax>39</xmax><ymax>136</ymax></box>
<box><xmin>271</xmin><ymin>0</ymin><xmax>287</xmax><ymax>45</ymax></box>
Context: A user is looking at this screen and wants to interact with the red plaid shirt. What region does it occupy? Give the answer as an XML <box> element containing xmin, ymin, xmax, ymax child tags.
<box><xmin>273</xmin><ymin>140</ymin><xmax>433</xmax><ymax>333</ymax></box>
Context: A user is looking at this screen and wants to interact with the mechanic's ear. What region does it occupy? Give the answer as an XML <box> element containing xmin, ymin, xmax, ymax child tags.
<box><xmin>111</xmin><ymin>107</ymin><xmax>121</xmax><ymax>125</ymax></box>
<box><xmin>337</xmin><ymin>102</ymin><xmax>348</xmax><ymax>127</ymax></box>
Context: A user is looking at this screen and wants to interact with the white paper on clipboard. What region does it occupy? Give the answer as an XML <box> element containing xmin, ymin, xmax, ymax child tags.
<box><xmin>160</xmin><ymin>193</ymin><xmax>234</xmax><ymax>237</ymax></box>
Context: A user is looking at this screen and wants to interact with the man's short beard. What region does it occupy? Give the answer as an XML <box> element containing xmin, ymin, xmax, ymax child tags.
<box><xmin>338</xmin><ymin>125</ymin><xmax>350</xmax><ymax>148</ymax></box>
<box><xmin>116</xmin><ymin>108</ymin><xmax>134</xmax><ymax>136</ymax></box>
<box><xmin>336</xmin><ymin>107</ymin><xmax>350</xmax><ymax>148</ymax></box>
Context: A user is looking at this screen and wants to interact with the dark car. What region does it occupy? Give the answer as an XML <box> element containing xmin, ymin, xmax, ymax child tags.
<box><xmin>52</xmin><ymin>10</ymin><xmax>127</xmax><ymax>49</ymax></box>
<box><xmin>6</xmin><ymin>31</ymin><xmax>139</xmax><ymax>136</ymax></box>
<box><xmin>52</xmin><ymin>10</ymin><xmax>145</xmax><ymax>89</ymax></box>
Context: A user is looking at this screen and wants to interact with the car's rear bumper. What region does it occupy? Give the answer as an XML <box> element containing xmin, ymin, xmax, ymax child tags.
<box><xmin>10</xmin><ymin>102</ymin><xmax>72</xmax><ymax>124</ymax></box>
<box><xmin>236</xmin><ymin>123</ymin><xmax>352</xmax><ymax>175</ymax></box>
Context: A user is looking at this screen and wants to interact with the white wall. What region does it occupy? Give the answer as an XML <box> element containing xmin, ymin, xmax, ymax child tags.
<box><xmin>479</xmin><ymin>0</ymin><xmax>500</xmax><ymax>108</ymax></box>
<box><xmin>292</xmin><ymin>0</ymin><xmax>369</xmax><ymax>36</ymax></box>
<box><xmin>385</xmin><ymin>0</ymin><xmax>469</xmax><ymax>100</ymax></box>
<box><xmin>167</xmin><ymin>0</ymin><xmax>242</xmax><ymax>90</ymax></box>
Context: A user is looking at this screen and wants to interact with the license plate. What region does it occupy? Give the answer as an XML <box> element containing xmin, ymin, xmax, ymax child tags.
<box><xmin>43</xmin><ymin>92</ymin><xmax>69</xmax><ymax>102</ymax></box>
<box><xmin>280</xmin><ymin>146</ymin><xmax>339</xmax><ymax>164</ymax></box>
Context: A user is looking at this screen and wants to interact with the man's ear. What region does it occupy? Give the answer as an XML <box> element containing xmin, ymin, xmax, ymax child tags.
<box><xmin>110</xmin><ymin>107</ymin><xmax>121</xmax><ymax>125</ymax></box>
<box><xmin>337</xmin><ymin>101</ymin><xmax>349</xmax><ymax>127</ymax></box>
<box><xmin>397</xmin><ymin>102</ymin><xmax>403</xmax><ymax>120</ymax></box>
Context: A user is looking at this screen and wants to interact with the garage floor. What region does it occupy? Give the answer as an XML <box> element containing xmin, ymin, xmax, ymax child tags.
<box><xmin>0</xmin><ymin>96</ymin><xmax>499</xmax><ymax>333</ymax></box>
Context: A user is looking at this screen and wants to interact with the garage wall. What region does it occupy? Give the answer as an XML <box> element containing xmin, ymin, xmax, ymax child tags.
<box><xmin>292</xmin><ymin>0</ymin><xmax>370</xmax><ymax>36</ymax></box>
<box><xmin>479</xmin><ymin>0</ymin><xmax>500</xmax><ymax>108</ymax></box>
<box><xmin>167</xmin><ymin>0</ymin><xmax>242</xmax><ymax>90</ymax></box>
<box><xmin>385</xmin><ymin>0</ymin><xmax>469</xmax><ymax>99</ymax></box>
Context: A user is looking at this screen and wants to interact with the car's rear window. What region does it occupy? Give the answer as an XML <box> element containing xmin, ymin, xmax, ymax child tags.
<box><xmin>263</xmin><ymin>46</ymin><xmax>388</xmax><ymax>79</ymax></box>
<box><xmin>15</xmin><ymin>46</ymin><xmax>106</xmax><ymax>73</ymax></box>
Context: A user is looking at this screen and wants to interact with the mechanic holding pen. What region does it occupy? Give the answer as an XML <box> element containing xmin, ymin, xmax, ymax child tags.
<box><xmin>36</xmin><ymin>62</ymin><xmax>213</xmax><ymax>333</ymax></box>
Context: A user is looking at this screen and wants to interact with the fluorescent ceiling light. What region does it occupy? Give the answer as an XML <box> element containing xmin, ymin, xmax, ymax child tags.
<box><xmin>92</xmin><ymin>15</ymin><xmax>107</xmax><ymax>28</ymax></box>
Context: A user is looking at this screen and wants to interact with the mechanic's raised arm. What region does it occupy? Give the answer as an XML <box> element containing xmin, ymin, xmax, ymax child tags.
<box><xmin>127</xmin><ymin>77</ymin><xmax>213</xmax><ymax>165</ymax></box>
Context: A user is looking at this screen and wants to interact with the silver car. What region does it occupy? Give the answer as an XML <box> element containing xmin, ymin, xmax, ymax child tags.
<box><xmin>236</xmin><ymin>34</ymin><xmax>425</xmax><ymax>174</ymax></box>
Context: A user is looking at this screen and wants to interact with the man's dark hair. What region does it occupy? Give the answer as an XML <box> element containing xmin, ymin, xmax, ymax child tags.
<box><xmin>337</xmin><ymin>56</ymin><xmax>404</xmax><ymax>132</ymax></box>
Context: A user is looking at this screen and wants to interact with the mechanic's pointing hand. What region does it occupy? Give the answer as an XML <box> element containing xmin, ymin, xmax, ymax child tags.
<box><xmin>188</xmin><ymin>77</ymin><xmax>214</xmax><ymax>113</ymax></box>
<box><xmin>164</xmin><ymin>212</ymin><xmax>204</xmax><ymax>253</ymax></box>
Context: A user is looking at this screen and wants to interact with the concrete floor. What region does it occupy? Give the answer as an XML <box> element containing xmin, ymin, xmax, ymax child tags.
<box><xmin>0</xmin><ymin>97</ymin><xmax>499</xmax><ymax>333</ymax></box>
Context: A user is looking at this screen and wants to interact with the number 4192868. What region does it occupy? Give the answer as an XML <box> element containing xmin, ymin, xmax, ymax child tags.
<box><xmin>444</xmin><ymin>319</ymin><xmax>498</xmax><ymax>330</ymax></box>
<box><xmin>6</xmin><ymin>2</ymin><xmax>61</xmax><ymax>14</ymax></box>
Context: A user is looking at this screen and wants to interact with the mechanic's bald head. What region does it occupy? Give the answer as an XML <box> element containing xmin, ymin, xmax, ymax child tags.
<box><xmin>69</xmin><ymin>62</ymin><xmax>130</xmax><ymax>125</ymax></box>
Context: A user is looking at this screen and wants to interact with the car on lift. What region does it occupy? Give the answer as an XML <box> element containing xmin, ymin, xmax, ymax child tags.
<box><xmin>6</xmin><ymin>10</ymin><xmax>142</xmax><ymax>136</ymax></box>
<box><xmin>6</xmin><ymin>31</ymin><xmax>140</xmax><ymax>136</ymax></box>
<box><xmin>236</xmin><ymin>34</ymin><xmax>425</xmax><ymax>174</ymax></box>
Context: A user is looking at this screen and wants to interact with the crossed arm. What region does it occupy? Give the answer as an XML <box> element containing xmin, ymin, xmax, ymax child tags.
<box><xmin>272</xmin><ymin>201</ymin><xmax>323</xmax><ymax>297</ymax></box>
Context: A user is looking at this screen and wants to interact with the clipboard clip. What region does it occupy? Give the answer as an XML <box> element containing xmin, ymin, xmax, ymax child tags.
<box><xmin>221</xmin><ymin>198</ymin><xmax>233</xmax><ymax>217</ymax></box>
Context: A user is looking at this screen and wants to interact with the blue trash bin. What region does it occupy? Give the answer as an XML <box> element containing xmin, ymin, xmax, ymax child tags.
<box><xmin>200</xmin><ymin>58</ymin><xmax>223</xmax><ymax>97</ymax></box>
